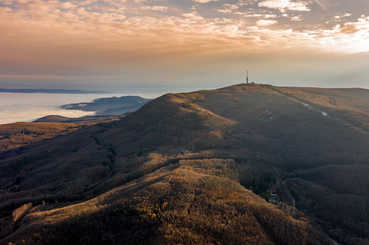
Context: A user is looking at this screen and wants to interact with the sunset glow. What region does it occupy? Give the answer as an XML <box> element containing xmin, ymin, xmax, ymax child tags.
<box><xmin>1</xmin><ymin>0</ymin><xmax>369</xmax><ymax>90</ymax></box>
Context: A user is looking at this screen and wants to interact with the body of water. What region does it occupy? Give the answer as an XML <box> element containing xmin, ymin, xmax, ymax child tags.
<box><xmin>0</xmin><ymin>92</ymin><xmax>159</xmax><ymax>124</ymax></box>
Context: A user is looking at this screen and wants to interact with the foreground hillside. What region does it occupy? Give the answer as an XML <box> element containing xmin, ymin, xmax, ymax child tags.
<box><xmin>1</xmin><ymin>84</ymin><xmax>369</xmax><ymax>244</ymax></box>
<box><xmin>0</xmin><ymin>122</ymin><xmax>83</xmax><ymax>152</ymax></box>
<box><xmin>0</xmin><ymin>117</ymin><xmax>119</xmax><ymax>152</ymax></box>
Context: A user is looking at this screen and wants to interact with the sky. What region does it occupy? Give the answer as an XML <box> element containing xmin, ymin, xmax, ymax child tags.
<box><xmin>1</xmin><ymin>0</ymin><xmax>369</xmax><ymax>92</ymax></box>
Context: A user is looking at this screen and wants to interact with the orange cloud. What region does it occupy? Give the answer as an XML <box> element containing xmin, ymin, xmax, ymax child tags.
<box><xmin>0</xmin><ymin>0</ymin><xmax>369</xmax><ymax>85</ymax></box>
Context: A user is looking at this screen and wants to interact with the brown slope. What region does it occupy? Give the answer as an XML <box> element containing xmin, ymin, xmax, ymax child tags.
<box><xmin>0</xmin><ymin>122</ymin><xmax>82</xmax><ymax>152</ymax></box>
<box><xmin>0</xmin><ymin>116</ymin><xmax>118</xmax><ymax>153</ymax></box>
<box><xmin>1</xmin><ymin>84</ymin><xmax>369</xmax><ymax>244</ymax></box>
<box><xmin>2</xmin><ymin>158</ymin><xmax>331</xmax><ymax>245</ymax></box>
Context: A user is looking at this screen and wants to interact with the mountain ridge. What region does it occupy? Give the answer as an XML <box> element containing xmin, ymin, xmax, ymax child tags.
<box><xmin>1</xmin><ymin>83</ymin><xmax>369</xmax><ymax>244</ymax></box>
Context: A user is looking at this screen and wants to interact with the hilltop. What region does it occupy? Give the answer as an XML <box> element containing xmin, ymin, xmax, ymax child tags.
<box><xmin>1</xmin><ymin>84</ymin><xmax>369</xmax><ymax>244</ymax></box>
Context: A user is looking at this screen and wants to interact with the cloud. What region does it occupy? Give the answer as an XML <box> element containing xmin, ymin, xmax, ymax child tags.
<box><xmin>141</xmin><ymin>5</ymin><xmax>168</xmax><ymax>12</ymax></box>
<box><xmin>313</xmin><ymin>0</ymin><xmax>327</xmax><ymax>10</ymax></box>
<box><xmin>193</xmin><ymin>0</ymin><xmax>218</xmax><ymax>3</ymax></box>
<box><xmin>217</xmin><ymin>3</ymin><xmax>239</xmax><ymax>13</ymax></box>
<box><xmin>290</xmin><ymin>15</ymin><xmax>302</xmax><ymax>21</ymax></box>
<box><xmin>1</xmin><ymin>0</ymin><xmax>369</xmax><ymax>90</ymax></box>
<box><xmin>257</xmin><ymin>19</ymin><xmax>278</xmax><ymax>26</ymax></box>
<box><xmin>258</xmin><ymin>0</ymin><xmax>310</xmax><ymax>12</ymax></box>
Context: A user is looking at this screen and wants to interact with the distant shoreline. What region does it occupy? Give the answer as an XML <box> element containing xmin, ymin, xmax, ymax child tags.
<box><xmin>0</xmin><ymin>88</ymin><xmax>108</xmax><ymax>94</ymax></box>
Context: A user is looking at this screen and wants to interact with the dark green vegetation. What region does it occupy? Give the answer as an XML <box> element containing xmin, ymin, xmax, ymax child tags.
<box><xmin>1</xmin><ymin>84</ymin><xmax>369</xmax><ymax>244</ymax></box>
<box><xmin>61</xmin><ymin>96</ymin><xmax>150</xmax><ymax>116</ymax></box>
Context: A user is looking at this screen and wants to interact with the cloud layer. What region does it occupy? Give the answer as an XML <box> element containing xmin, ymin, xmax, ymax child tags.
<box><xmin>1</xmin><ymin>0</ymin><xmax>369</xmax><ymax>89</ymax></box>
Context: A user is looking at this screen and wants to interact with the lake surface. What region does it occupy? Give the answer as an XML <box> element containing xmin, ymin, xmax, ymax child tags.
<box><xmin>0</xmin><ymin>92</ymin><xmax>160</xmax><ymax>124</ymax></box>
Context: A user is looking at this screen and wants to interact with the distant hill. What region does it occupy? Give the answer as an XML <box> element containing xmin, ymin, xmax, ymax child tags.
<box><xmin>1</xmin><ymin>84</ymin><xmax>369</xmax><ymax>244</ymax></box>
<box><xmin>61</xmin><ymin>96</ymin><xmax>151</xmax><ymax>115</ymax></box>
<box><xmin>33</xmin><ymin>115</ymin><xmax>72</xmax><ymax>122</ymax></box>
<box><xmin>0</xmin><ymin>88</ymin><xmax>106</xmax><ymax>94</ymax></box>
<box><xmin>34</xmin><ymin>115</ymin><xmax>121</xmax><ymax>123</ymax></box>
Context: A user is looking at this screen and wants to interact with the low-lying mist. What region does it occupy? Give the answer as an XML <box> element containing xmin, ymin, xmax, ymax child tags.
<box><xmin>0</xmin><ymin>92</ymin><xmax>140</xmax><ymax>124</ymax></box>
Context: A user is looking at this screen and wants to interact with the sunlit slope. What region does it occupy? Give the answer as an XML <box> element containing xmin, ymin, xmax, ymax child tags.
<box><xmin>0</xmin><ymin>122</ymin><xmax>83</xmax><ymax>152</ymax></box>
<box><xmin>1</xmin><ymin>84</ymin><xmax>369</xmax><ymax>244</ymax></box>
<box><xmin>2</xmin><ymin>157</ymin><xmax>330</xmax><ymax>245</ymax></box>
